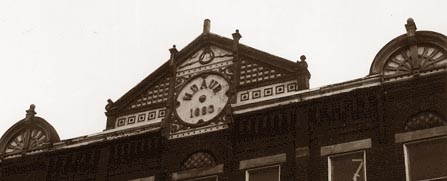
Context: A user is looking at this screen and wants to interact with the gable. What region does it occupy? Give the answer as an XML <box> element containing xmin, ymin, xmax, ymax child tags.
<box><xmin>105</xmin><ymin>29</ymin><xmax>310</xmax><ymax>132</ymax></box>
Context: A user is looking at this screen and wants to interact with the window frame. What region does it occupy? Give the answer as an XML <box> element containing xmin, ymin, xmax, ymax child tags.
<box><xmin>128</xmin><ymin>176</ymin><xmax>155</xmax><ymax>181</ymax></box>
<box><xmin>181</xmin><ymin>175</ymin><xmax>218</xmax><ymax>181</ymax></box>
<box><xmin>245</xmin><ymin>164</ymin><xmax>281</xmax><ymax>181</ymax></box>
<box><xmin>327</xmin><ymin>150</ymin><xmax>367</xmax><ymax>181</ymax></box>
<box><xmin>403</xmin><ymin>136</ymin><xmax>447</xmax><ymax>181</ymax></box>
<box><xmin>171</xmin><ymin>164</ymin><xmax>223</xmax><ymax>181</ymax></box>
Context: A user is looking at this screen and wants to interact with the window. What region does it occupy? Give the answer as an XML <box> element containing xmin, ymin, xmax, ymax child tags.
<box><xmin>172</xmin><ymin>164</ymin><xmax>223</xmax><ymax>181</ymax></box>
<box><xmin>182</xmin><ymin>175</ymin><xmax>217</xmax><ymax>181</ymax></box>
<box><xmin>395</xmin><ymin>124</ymin><xmax>447</xmax><ymax>181</ymax></box>
<box><xmin>246</xmin><ymin>165</ymin><xmax>280</xmax><ymax>181</ymax></box>
<box><xmin>321</xmin><ymin>139</ymin><xmax>371</xmax><ymax>181</ymax></box>
<box><xmin>239</xmin><ymin>153</ymin><xmax>285</xmax><ymax>181</ymax></box>
<box><xmin>328</xmin><ymin>151</ymin><xmax>366</xmax><ymax>181</ymax></box>
<box><xmin>404</xmin><ymin>136</ymin><xmax>447</xmax><ymax>181</ymax></box>
<box><xmin>128</xmin><ymin>176</ymin><xmax>154</xmax><ymax>181</ymax></box>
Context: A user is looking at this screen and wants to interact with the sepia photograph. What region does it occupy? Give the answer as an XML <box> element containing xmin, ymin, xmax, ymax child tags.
<box><xmin>0</xmin><ymin>0</ymin><xmax>446</xmax><ymax>180</ymax></box>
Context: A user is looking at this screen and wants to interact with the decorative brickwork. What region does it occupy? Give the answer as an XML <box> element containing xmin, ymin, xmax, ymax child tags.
<box><xmin>307</xmin><ymin>89</ymin><xmax>379</xmax><ymax>131</ymax></box>
<box><xmin>108</xmin><ymin>135</ymin><xmax>160</xmax><ymax>175</ymax></box>
<box><xmin>0</xmin><ymin>161</ymin><xmax>47</xmax><ymax>178</ymax></box>
<box><xmin>237</xmin><ymin>108</ymin><xmax>295</xmax><ymax>136</ymax></box>
<box><xmin>237</xmin><ymin>80</ymin><xmax>297</xmax><ymax>104</ymax></box>
<box><xmin>47</xmin><ymin>149</ymin><xmax>101</xmax><ymax>180</ymax></box>
<box><xmin>128</xmin><ymin>76</ymin><xmax>171</xmax><ymax>110</ymax></box>
<box><xmin>239</xmin><ymin>59</ymin><xmax>290</xmax><ymax>86</ymax></box>
<box><xmin>405</xmin><ymin>112</ymin><xmax>447</xmax><ymax>131</ymax></box>
<box><xmin>115</xmin><ymin>108</ymin><xmax>165</xmax><ymax>128</ymax></box>
<box><xmin>181</xmin><ymin>152</ymin><xmax>217</xmax><ymax>170</ymax></box>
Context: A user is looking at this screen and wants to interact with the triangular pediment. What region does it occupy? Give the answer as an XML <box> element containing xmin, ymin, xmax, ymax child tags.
<box><xmin>105</xmin><ymin>30</ymin><xmax>310</xmax><ymax>132</ymax></box>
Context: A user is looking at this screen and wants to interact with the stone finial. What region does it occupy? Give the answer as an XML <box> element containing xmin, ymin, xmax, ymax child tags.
<box><xmin>300</xmin><ymin>55</ymin><xmax>306</xmax><ymax>62</ymax></box>
<box><xmin>26</xmin><ymin>104</ymin><xmax>36</xmax><ymax>119</ymax></box>
<box><xmin>169</xmin><ymin>45</ymin><xmax>178</xmax><ymax>54</ymax></box>
<box><xmin>405</xmin><ymin>18</ymin><xmax>417</xmax><ymax>37</ymax></box>
<box><xmin>203</xmin><ymin>19</ymin><xmax>211</xmax><ymax>34</ymax></box>
<box><xmin>232</xmin><ymin>29</ymin><xmax>242</xmax><ymax>53</ymax></box>
<box><xmin>298</xmin><ymin>55</ymin><xmax>308</xmax><ymax>69</ymax></box>
<box><xmin>169</xmin><ymin>45</ymin><xmax>178</xmax><ymax>66</ymax></box>
<box><xmin>105</xmin><ymin>99</ymin><xmax>114</xmax><ymax>111</ymax></box>
<box><xmin>232</xmin><ymin>29</ymin><xmax>242</xmax><ymax>40</ymax></box>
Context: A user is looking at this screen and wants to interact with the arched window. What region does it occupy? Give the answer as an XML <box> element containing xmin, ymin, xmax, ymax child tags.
<box><xmin>0</xmin><ymin>105</ymin><xmax>60</xmax><ymax>155</ymax></box>
<box><xmin>383</xmin><ymin>45</ymin><xmax>447</xmax><ymax>76</ymax></box>
<box><xmin>370</xmin><ymin>19</ymin><xmax>447</xmax><ymax>77</ymax></box>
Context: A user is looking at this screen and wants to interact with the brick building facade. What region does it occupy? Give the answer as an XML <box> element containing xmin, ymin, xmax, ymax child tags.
<box><xmin>0</xmin><ymin>18</ymin><xmax>446</xmax><ymax>181</ymax></box>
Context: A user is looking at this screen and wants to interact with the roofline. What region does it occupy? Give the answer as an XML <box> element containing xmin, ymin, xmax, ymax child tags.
<box><xmin>4</xmin><ymin>63</ymin><xmax>446</xmax><ymax>161</ymax></box>
<box><xmin>234</xmin><ymin>67</ymin><xmax>447</xmax><ymax>114</ymax></box>
<box><xmin>111</xmin><ymin>31</ymin><xmax>302</xmax><ymax>111</ymax></box>
<box><xmin>0</xmin><ymin>123</ymin><xmax>161</xmax><ymax>160</ymax></box>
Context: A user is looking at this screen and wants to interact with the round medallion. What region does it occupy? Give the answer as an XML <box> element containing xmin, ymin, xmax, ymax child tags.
<box><xmin>175</xmin><ymin>73</ymin><xmax>230</xmax><ymax>126</ymax></box>
<box><xmin>198</xmin><ymin>48</ymin><xmax>215</xmax><ymax>64</ymax></box>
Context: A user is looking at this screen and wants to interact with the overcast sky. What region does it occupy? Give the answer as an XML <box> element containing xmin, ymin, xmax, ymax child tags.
<box><xmin>1</xmin><ymin>0</ymin><xmax>446</xmax><ymax>139</ymax></box>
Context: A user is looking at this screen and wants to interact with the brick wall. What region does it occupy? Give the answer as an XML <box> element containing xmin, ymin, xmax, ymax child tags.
<box><xmin>1</xmin><ymin>72</ymin><xmax>446</xmax><ymax>181</ymax></box>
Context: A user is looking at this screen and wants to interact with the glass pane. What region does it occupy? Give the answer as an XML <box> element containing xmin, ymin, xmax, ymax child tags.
<box><xmin>248</xmin><ymin>166</ymin><xmax>280</xmax><ymax>181</ymax></box>
<box><xmin>407</xmin><ymin>137</ymin><xmax>447</xmax><ymax>181</ymax></box>
<box><xmin>184</xmin><ymin>176</ymin><xmax>217</xmax><ymax>181</ymax></box>
<box><xmin>330</xmin><ymin>151</ymin><xmax>366</xmax><ymax>181</ymax></box>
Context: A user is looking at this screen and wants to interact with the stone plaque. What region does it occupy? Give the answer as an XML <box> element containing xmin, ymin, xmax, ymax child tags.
<box><xmin>175</xmin><ymin>73</ymin><xmax>230</xmax><ymax>126</ymax></box>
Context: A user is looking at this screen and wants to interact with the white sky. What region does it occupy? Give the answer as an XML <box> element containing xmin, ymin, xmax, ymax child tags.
<box><xmin>0</xmin><ymin>0</ymin><xmax>446</xmax><ymax>139</ymax></box>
